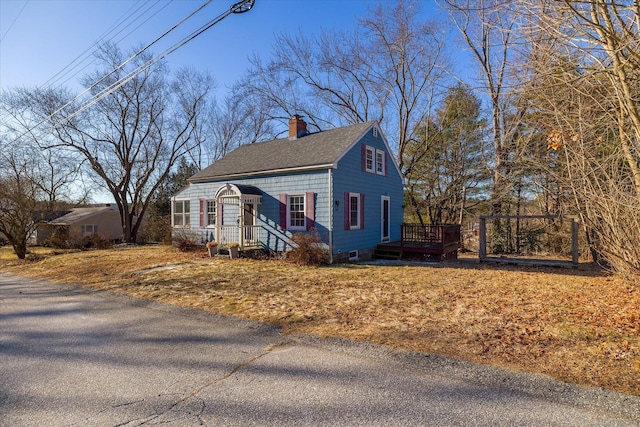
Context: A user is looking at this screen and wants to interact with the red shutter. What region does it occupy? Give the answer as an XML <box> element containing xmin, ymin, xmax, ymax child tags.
<box><xmin>360</xmin><ymin>193</ymin><xmax>365</xmax><ymax>229</ymax></box>
<box><xmin>279</xmin><ymin>193</ymin><xmax>288</xmax><ymax>230</ymax></box>
<box><xmin>199</xmin><ymin>198</ymin><xmax>205</xmax><ymax>227</ymax></box>
<box><xmin>305</xmin><ymin>192</ymin><xmax>315</xmax><ymax>231</ymax></box>
<box><xmin>361</xmin><ymin>144</ymin><xmax>366</xmax><ymax>172</ymax></box>
<box><xmin>344</xmin><ymin>192</ymin><xmax>350</xmax><ymax>230</ymax></box>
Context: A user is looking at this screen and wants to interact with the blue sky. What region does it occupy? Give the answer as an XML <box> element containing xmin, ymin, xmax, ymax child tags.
<box><xmin>1</xmin><ymin>0</ymin><xmax>450</xmax><ymax>97</ymax></box>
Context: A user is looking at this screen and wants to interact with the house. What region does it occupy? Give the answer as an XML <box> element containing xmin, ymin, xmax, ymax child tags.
<box><xmin>172</xmin><ymin>116</ymin><xmax>404</xmax><ymax>262</ymax></box>
<box><xmin>31</xmin><ymin>204</ymin><xmax>122</xmax><ymax>245</ymax></box>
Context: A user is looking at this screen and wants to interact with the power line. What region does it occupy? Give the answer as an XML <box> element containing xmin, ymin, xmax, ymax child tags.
<box><xmin>43</xmin><ymin>0</ymin><xmax>171</xmax><ymax>90</ymax></box>
<box><xmin>5</xmin><ymin>0</ymin><xmax>255</xmax><ymax>149</ymax></box>
<box><xmin>0</xmin><ymin>0</ymin><xmax>30</xmax><ymax>44</ymax></box>
<box><xmin>48</xmin><ymin>0</ymin><xmax>214</xmax><ymax>123</ymax></box>
<box><xmin>56</xmin><ymin>0</ymin><xmax>253</xmax><ymax>126</ymax></box>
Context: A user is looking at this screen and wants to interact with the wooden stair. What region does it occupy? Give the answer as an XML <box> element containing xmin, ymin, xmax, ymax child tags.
<box><xmin>374</xmin><ymin>245</ymin><xmax>402</xmax><ymax>260</ymax></box>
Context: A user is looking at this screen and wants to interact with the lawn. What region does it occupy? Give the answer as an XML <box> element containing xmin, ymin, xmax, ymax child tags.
<box><xmin>1</xmin><ymin>245</ymin><xmax>639</xmax><ymax>396</ymax></box>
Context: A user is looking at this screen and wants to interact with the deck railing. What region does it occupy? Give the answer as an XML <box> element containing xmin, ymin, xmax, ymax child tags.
<box><xmin>217</xmin><ymin>225</ymin><xmax>262</xmax><ymax>250</ymax></box>
<box><xmin>401</xmin><ymin>224</ymin><xmax>461</xmax><ymax>251</ymax></box>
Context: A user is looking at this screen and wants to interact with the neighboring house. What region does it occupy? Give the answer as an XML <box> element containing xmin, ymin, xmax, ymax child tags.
<box><xmin>31</xmin><ymin>204</ymin><xmax>122</xmax><ymax>245</ymax></box>
<box><xmin>172</xmin><ymin>116</ymin><xmax>404</xmax><ymax>262</ymax></box>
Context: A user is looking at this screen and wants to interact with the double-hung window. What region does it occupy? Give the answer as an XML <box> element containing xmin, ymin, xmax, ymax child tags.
<box><xmin>365</xmin><ymin>146</ymin><xmax>375</xmax><ymax>173</ymax></box>
<box><xmin>376</xmin><ymin>149</ymin><xmax>385</xmax><ymax>175</ymax></box>
<box><xmin>206</xmin><ymin>200</ymin><xmax>216</xmax><ymax>226</ymax></box>
<box><xmin>349</xmin><ymin>193</ymin><xmax>361</xmax><ymax>229</ymax></box>
<box><xmin>344</xmin><ymin>192</ymin><xmax>364</xmax><ymax>231</ymax></box>
<box><xmin>288</xmin><ymin>194</ymin><xmax>306</xmax><ymax>230</ymax></box>
<box><xmin>279</xmin><ymin>192</ymin><xmax>314</xmax><ymax>231</ymax></box>
<box><xmin>173</xmin><ymin>200</ymin><xmax>190</xmax><ymax>227</ymax></box>
<box><xmin>363</xmin><ymin>144</ymin><xmax>386</xmax><ymax>176</ymax></box>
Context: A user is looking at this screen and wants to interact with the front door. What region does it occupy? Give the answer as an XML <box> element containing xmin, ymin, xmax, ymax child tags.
<box><xmin>381</xmin><ymin>196</ymin><xmax>390</xmax><ymax>242</ymax></box>
<box><xmin>243</xmin><ymin>203</ymin><xmax>255</xmax><ymax>243</ymax></box>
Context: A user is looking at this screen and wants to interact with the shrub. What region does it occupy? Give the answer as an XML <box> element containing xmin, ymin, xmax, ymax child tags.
<box><xmin>172</xmin><ymin>229</ymin><xmax>201</xmax><ymax>252</ymax></box>
<box><xmin>287</xmin><ymin>231</ymin><xmax>329</xmax><ymax>266</ymax></box>
<box><xmin>66</xmin><ymin>229</ymin><xmax>87</xmax><ymax>249</ymax></box>
<box><xmin>62</xmin><ymin>230</ymin><xmax>114</xmax><ymax>250</ymax></box>
<box><xmin>139</xmin><ymin>214</ymin><xmax>172</xmax><ymax>244</ymax></box>
<box><xmin>86</xmin><ymin>233</ymin><xmax>114</xmax><ymax>250</ymax></box>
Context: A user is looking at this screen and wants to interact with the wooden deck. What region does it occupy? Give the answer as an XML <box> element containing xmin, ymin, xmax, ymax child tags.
<box><xmin>375</xmin><ymin>224</ymin><xmax>461</xmax><ymax>261</ymax></box>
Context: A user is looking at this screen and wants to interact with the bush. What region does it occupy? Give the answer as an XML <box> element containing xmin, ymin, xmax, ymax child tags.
<box><xmin>86</xmin><ymin>233</ymin><xmax>114</xmax><ymax>250</ymax></box>
<box><xmin>287</xmin><ymin>231</ymin><xmax>329</xmax><ymax>266</ymax></box>
<box><xmin>139</xmin><ymin>214</ymin><xmax>172</xmax><ymax>244</ymax></box>
<box><xmin>63</xmin><ymin>230</ymin><xmax>114</xmax><ymax>250</ymax></box>
<box><xmin>172</xmin><ymin>229</ymin><xmax>201</xmax><ymax>252</ymax></box>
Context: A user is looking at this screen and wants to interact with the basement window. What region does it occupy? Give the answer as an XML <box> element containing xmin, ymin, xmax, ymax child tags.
<box><xmin>349</xmin><ymin>250</ymin><xmax>359</xmax><ymax>260</ymax></box>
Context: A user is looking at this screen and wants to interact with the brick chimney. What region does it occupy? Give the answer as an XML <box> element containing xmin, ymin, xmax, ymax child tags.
<box><xmin>288</xmin><ymin>114</ymin><xmax>308</xmax><ymax>139</ymax></box>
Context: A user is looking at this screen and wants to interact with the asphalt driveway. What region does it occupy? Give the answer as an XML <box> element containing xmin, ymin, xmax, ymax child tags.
<box><xmin>1</xmin><ymin>272</ymin><xmax>638</xmax><ymax>426</ymax></box>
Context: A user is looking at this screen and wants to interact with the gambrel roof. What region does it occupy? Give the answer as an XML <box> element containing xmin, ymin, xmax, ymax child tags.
<box><xmin>189</xmin><ymin>121</ymin><xmax>377</xmax><ymax>182</ymax></box>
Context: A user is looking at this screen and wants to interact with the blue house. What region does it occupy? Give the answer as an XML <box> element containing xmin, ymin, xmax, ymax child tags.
<box><xmin>172</xmin><ymin>116</ymin><xmax>404</xmax><ymax>262</ymax></box>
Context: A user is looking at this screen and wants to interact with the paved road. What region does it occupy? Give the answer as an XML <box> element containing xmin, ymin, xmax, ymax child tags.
<box><xmin>1</xmin><ymin>273</ymin><xmax>639</xmax><ymax>426</ymax></box>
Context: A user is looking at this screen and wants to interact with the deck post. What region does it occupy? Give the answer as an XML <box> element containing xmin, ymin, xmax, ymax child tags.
<box><xmin>479</xmin><ymin>217</ymin><xmax>487</xmax><ymax>261</ymax></box>
<box><xmin>571</xmin><ymin>217</ymin><xmax>579</xmax><ymax>265</ymax></box>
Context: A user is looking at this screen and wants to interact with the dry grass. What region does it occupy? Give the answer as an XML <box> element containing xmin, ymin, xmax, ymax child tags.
<box><xmin>1</xmin><ymin>245</ymin><xmax>639</xmax><ymax>396</ymax></box>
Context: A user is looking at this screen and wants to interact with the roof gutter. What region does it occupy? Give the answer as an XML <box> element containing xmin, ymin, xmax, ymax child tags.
<box><xmin>189</xmin><ymin>163</ymin><xmax>337</xmax><ymax>183</ymax></box>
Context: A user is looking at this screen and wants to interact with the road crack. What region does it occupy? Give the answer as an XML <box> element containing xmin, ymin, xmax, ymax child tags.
<box><xmin>130</xmin><ymin>339</ymin><xmax>294</xmax><ymax>426</ymax></box>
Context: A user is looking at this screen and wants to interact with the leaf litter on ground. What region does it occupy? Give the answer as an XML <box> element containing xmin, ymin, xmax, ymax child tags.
<box><xmin>1</xmin><ymin>245</ymin><xmax>638</xmax><ymax>396</ymax></box>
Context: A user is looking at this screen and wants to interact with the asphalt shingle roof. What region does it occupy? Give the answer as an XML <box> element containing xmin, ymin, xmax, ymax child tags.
<box><xmin>189</xmin><ymin>121</ymin><xmax>375</xmax><ymax>182</ymax></box>
<box><xmin>48</xmin><ymin>206</ymin><xmax>117</xmax><ymax>225</ymax></box>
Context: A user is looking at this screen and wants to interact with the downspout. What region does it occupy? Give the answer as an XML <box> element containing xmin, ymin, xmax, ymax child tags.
<box><xmin>328</xmin><ymin>168</ymin><xmax>334</xmax><ymax>265</ymax></box>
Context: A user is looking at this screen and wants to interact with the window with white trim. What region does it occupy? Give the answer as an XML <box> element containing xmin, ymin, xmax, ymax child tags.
<box><xmin>206</xmin><ymin>200</ymin><xmax>216</xmax><ymax>226</ymax></box>
<box><xmin>80</xmin><ymin>224</ymin><xmax>97</xmax><ymax>236</ymax></box>
<box><xmin>376</xmin><ymin>149</ymin><xmax>385</xmax><ymax>175</ymax></box>
<box><xmin>288</xmin><ymin>194</ymin><xmax>306</xmax><ymax>230</ymax></box>
<box><xmin>349</xmin><ymin>193</ymin><xmax>361</xmax><ymax>229</ymax></box>
<box><xmin>365</xmin><ymin>146</ymin><xmax>374</xmax><ymax>173</ymax></box>
<box><xmin>173</xmin><ymin>200</ymin><xmax>190</xmax><ymax>227</ymax></box>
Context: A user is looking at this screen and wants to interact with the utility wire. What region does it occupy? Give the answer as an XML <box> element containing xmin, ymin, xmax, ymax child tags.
<box><xmin>59</xmin><ymin>0</ymin><xmax>251</xmax><ymax>126</ymax></box>
<box><xmin>0</xmin><ymin>0</ymin><xmax>30</xmax><ymax>44</ymax></box>
<box><xmin>7</xmin><ymin>0</ymin><xmax>221</xmax><ymax>147</ymax></box>
<box><xmin>43</xmin><ymin>0</ymin><xmax>169</xmax><ymax>89</ymax></box>
<box><xmin>48</xmin><ymin>0</ymin><xmax>213</xmax><ymax>120</ymax></box>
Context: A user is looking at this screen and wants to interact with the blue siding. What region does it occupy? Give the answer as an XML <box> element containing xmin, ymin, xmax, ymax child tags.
<box><xmin>332</xmin><ymin>127</ymin><xmax>404</xmax><ymax>256</ymax></box>
<box><xmin>176</xmin><ymin>170</ymin><xmax>330</xmax><ymax>251</ymax></box>
<box><xmin>173</xmin><ymin>124</ymin><xmax>404</xmax><ymax>260</ymax></box>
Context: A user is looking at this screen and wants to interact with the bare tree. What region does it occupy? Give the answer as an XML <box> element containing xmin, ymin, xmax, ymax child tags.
<box><xmin>517</xmin><ymin>0</ymin><xmax>640</xmax><ymax>272</ymax></box>
<box><xmin>239</xmin><ymin>0</ymin><xmax>450</xmax><ymax>169</ymax></box>
<box><xmin>187</xmin><ymin>90</ymin><xmax>273</xmax><ymax>168</ymax></box>
<box><xmin>0</xmin><ymin>144</ymin><xmax>41</xmax><ymax>259</ymax></box>
<box><xmin>1</xmin><ymin>88</ymin><xmax>87</xmax><ymax>210</ymax></box>
<box><xmin>18</xmin><ymin>43</ymin><xmax>214</xmax><ymax>243</ymax></box>
<box><xmin>550</xmin><ymin>0</ymin><xmax>640</xmax><ymax>198</ymax></box>
<box><xmin>442</xmin><ymin>0</ymin><xmax>526</xmax><ymax>216</ymax></box>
